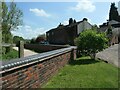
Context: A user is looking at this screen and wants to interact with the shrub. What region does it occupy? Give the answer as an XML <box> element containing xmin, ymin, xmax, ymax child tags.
<box><xmin>75</xmin><ymin>29</ymin><xmax>108</xmax><ymax>59</ymax></box>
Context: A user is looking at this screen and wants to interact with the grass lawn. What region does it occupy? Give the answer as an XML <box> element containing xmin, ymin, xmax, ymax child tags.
<box><xmin>2</xmin><ymin>49</ymin><xmax>18</xmax><ymax>60</ymax></box>
<box><xmin>42</xmin><ymin>56</ymin><xmax>119</xmax><ymax>88</ymax></box>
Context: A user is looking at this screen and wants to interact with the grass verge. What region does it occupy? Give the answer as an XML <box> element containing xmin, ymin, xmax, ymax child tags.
<box><xmin>2</xmin><ymin>49</ymin><xmax>18</xmax><ymax>60</ymax></box>
<box><xmin>42</xmin><ymin>56</ymin><xmax>119</xmax><ymax>88</ymax></box>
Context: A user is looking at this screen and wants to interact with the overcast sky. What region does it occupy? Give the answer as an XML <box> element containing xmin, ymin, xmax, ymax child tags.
<box><xmin>11</xmin><ymin>0</ymin><xmax>120</xmax><ymax>39</ymax></box>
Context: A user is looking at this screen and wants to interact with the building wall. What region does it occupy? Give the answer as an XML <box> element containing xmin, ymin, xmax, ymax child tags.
<box><xmin>46</xmin><ymin>25</ymin><xmax>77</xmax><ymax>45</ymax></box>
<box><xmin>77</xmin><ymin>20</ymin><xmax>92</xmax><ymax>34</ymax></box>
<box><xmin>0</xmin><ymin>46</ymin><xmax>77</xmax><ymax>88</ymax></box>
<box><xmin>47</xmin><ymin>27</ymin><xmax>68</xmax><ymax>45</ymax></box>
<box><xmin>46</xmin><ymin>19</ymin><xmax>92</xmax><ymax>45</ymax></box>
<box><xmin>111</xmin><ymin>28</ymin><xmax>120</xmax><ymax>44</ymax></box>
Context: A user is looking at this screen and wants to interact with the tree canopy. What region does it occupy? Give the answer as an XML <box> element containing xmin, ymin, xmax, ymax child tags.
<box><xmin>75</xmin><ymin>29</ymin><xmax>108</xmax><ymax>58</ymax></box>
<box><xmin>109</xmin><ymin>3</ymin><xmax>120</xmax><ymax>22</ymax></box>
<box><xmin>13</xmin><ymin>36</ymin><xmax>24</xmax><ymax>45</ymax></box>
<box><xmin>2</xmin><ymin>1</ymin><xmax>23</xmax><ymax>53</ymax></box>
<box><xmin>2</xmin><ymin>2</ymin><xmax>23</xmax><ymax>43</ymax></box>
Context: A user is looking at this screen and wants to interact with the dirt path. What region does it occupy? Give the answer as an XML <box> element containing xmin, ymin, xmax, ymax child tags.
<box><xmin>96</xmin><ymin>44</ymin><xmax>119</xmax><ymax>68</ymax></box>
<box><xmin>13</xmin><ymin>47</ymin><xmax>38</xmax><ymax>57</ymax></box>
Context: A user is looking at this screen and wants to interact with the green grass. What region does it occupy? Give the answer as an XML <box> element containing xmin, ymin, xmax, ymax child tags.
<box><xmin>2</xmin><ymin>49</ymin><xmax>18</xmax><ymax>60</ymax></box>
<box><xmin>42</xmin><ymin>56</ymin><xmax>119</xmax><ymax>88</ymax></box>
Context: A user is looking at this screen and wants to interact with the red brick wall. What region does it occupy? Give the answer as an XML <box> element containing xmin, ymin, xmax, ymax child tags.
<box><xmin>1</xmin><ymin>48</ymin><xmax>76</xmax><ymax>88</ymax></box>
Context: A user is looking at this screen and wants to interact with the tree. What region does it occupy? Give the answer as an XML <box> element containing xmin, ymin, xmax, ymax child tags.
<box><xmin>13</xmin><ymin>36</ymin><xmax>24</xmax><ymax>46</ymax></box>
<box><xmin>109</xmin><ymin>3</ymin><xmax>120</xmax><ymax>22</ymax></box>
<box><xmin>75</xmin><ymin>29</ymin><xmax>108</xmax><ymax>59</ymax></box>
<box><xmin>92</xmin><ymin>24</ymin><xmax>98</xmax><ymax>31</ymax></box>
<box><xmin>2</xmin><ymin>1</ymin><xmax>23</xmax><ymax>53</ymax></box>
<box><xmin>106</xmin><ymin>24</ymin><xmax>113</xmax><ymax>46</ymax></box>
<box><xmin>35</xmin><ymin>34</ymin><xmax>46</xmax><ymax>43</ymax></box>
<box><xmin>30</xmin><ymin>38</ymin><xmax>36</xmax><ymax>44</ymax></box>
<box><xmin>2</xmin><ymin>2</ymin><xmax>23</xmax><ymax>34</ymax></box>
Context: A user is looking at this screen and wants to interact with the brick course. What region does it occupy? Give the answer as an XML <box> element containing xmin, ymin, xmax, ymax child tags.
<box><xmin>0</xmin><ymin>47</ymin><xmax>76</xmax><ymax>89</ymax></box>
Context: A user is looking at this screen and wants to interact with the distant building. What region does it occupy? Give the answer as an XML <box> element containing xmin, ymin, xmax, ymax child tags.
<box><xmin>99</xmin><ymin>20</ymin><xmax>120</xmax><ymax>45</ymax></box>
<box><xmin>46</xmin><ymin>18</ymin><xmax>92</xmax><ymax>45</ymax></box>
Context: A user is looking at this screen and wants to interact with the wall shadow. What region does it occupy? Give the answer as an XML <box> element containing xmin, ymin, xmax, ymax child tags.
<box><xmin>69</xmin><ymin>58</ymin><xmax>100</xmax><ymax>65</ymax></box>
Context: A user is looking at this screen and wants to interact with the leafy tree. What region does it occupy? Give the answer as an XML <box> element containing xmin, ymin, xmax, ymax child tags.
<box><xmin>30</xmin><ymin>38</ymin><xmax>36</xmax><ymax>44</ymax></box>
<box><xmin>106</xmin><ymin>24</ymin><xmax>113</xmax><ymax>46</ymax></box>
<box><xmin>2</xmin><ymin>1</ymin><xmax>23</xmax><ymax>53</ymax></box>
<box><xmin>109</xmin><ymin>3</ymin><xmax>120</xmax><ymax>22</ymax></box>
<box><xmin>92</xmin><ymin>24</ymin><xmax>98</xmax><ymax>31</ymax></box>
<box><xmin>13</xmin><ymin>36</ymin><xmax>24</xmax><ymax>46</ymax></box>
<box><xmin>75</xmin><ymin>29</ymin><xmax>108</xmax><ymax>59</ymax></box>
<box><xmin>35</xmin><ymin>34</ymin><xmax>46</xmax><ymax>43</ymax></box>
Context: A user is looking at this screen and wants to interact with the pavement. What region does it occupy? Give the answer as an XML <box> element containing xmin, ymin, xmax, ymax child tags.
<box><xmin>12</xmin><ymin>47</ymin><xmax>38</xmax><ymax>57</ymax></box>
<box><xmin>96</xmin><ymin>44</ymin><xmax>119</xmax><ymax>68</ymax></box>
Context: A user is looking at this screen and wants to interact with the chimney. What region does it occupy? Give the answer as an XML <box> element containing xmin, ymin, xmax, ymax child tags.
<box><xmin>69</xmin><ymin>18</ymin><xmax>73</xmax><ymax>25</ymax></box>
<box><xmin>83</xmin><ymin>18</ymin><xmax>88</xmax><ymax>21</ymax></box>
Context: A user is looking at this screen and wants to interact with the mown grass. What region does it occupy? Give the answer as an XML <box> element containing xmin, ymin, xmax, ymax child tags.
<box><xmin>2</xmin><ymin>49</ymin><xmax>18</xmax><ymax>60</ymax></box>
<box><xmin>42</xmin><ymin>56</ymin><xmax>119</xmax><ymax>88</ymax></box>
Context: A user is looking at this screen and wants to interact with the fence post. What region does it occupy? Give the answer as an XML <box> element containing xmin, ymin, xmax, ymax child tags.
<box><xmin>19</xmin><ymin>41</ymin><xmax>24</xmax><ymax>58</ymax></box>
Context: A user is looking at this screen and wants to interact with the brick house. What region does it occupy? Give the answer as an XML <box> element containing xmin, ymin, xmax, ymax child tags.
<box><xmin>46</xmin><ymin>18</ymin><xmax>92</xmax><ymax>45</ymax></box>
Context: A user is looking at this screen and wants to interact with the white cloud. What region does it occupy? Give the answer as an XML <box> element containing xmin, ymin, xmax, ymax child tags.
<box><xmin>70</xmin><ymin>0</ymin><xmax>96</xmax><ymax>12</ymax></box>
<box><xmin>29</xmin><ymin>8</ymin><xmax>50</xmax><ymax>17</ymax></box>
<box><xmin>11</xmin><ymin>25</ymin><xmax>47</xmax><ymax>39</ymax></box>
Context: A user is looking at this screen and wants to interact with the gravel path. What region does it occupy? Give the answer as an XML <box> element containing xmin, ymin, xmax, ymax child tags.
<box><xmin>96</xmin><ymin>44</ymin><xmax>119</xmax><ymax>68</ymax></box>
<box><xmin>13</xmin><ymin>47</ymin><xmax>38</xmax><ymax>57</ymax></box>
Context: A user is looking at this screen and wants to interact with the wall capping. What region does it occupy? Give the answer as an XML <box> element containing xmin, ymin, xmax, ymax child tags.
<box><xmin>0</xmin><ymin>46</ymin><xmax>77</xmax><ymax>74</ymax></box>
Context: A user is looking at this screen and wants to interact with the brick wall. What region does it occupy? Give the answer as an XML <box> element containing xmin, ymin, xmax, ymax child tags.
<box><xmin>24</xmin><ymin>44</ymin><xmax>69</xmax><ymax>52</ymax></box>
<box><xmin>0</xmin><ymin>46</ymin><xmax>76</xmax><ymax>89</ymax></box>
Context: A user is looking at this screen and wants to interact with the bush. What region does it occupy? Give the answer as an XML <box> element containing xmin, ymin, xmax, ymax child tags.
<box><xmin>2</xmin><ymin>49</ymin><xmax>18</xmax><ymax>60</ymax></box>
<box><xmin>75</xmin><ymin>29</ymin><xmax>108</xmax><ymax>59</ymax></box>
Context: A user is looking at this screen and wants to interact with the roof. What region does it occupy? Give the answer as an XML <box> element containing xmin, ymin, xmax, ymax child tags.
<box><xmin>109</xmin><ymin>20</ymin><xmax>120</xmax><ymax>25</ymax></box>
<box><xmin>46</xmin><ymin>19</ymin><xmax>92</xmax><ymax>33</ymax></box>
<box><xmin>99</xmin><ymin>20</ymin><xmax>120</xmax><ymax>29</ymax></box>
<box><xmin>98</xmin><ymin>26</ymin><xmax>108</xmax><ymax>32</ymax></box>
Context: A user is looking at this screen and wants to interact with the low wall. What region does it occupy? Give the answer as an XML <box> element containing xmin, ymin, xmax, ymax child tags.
<box><xmin>24</xmin><ymin>44</ymin><xmax>69</xmax><ymax>52</ymax></box>
<box><xmin>0</xmin><ymin>46</ymin><xmax>76</xmax><ymax>88</ymax></box>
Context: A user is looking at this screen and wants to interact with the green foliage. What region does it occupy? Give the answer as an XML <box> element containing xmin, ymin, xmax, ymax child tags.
<box><xmin>43</xmin><ymin>56</ymin><xmax>118</xmax><ymax>88</ymax></box>
<box><xmin>75</xmin><ymin>29</ymin><xmax>108</xmax><ymax>56</ymax></box>
<box><xmin>2</xmin><ymin>1</ymin><xmax>23</xmax><ymax>53</ymax></box>
<box><xmin>13</xmin><ymin>36</ymin><xmax>24</xmax><ymax>45</ymax></box>
<box><xmin>2</xmin><ymin>2</ymin><xmax>23</xmax><ymax>43</ymax></box>
<box><xmin>2</xmin><ymin>49</ymin><xmax>18</xmax><ymax>60</ymax></box>
<box><xmin>107</xmin><ymin>28</ymin><xmax>112</xmax><ymax>36</ymax></box>
<box><xmin>92</xmin><ymin>24</ymin><xmax>98</xmax><ymax>31</ymax></box>
<box><xmin>106</xmin><ymin>25</ymin><xmax>112</xmax><ymax>37</ymax></box>
<box><xmin>30</xmin><ymin>38</ymin><xmax>36</xmax><ymax>44</ymax></box>
<box><xmin>2</xmin><ymin>2</ymin><xmax>23</xmax><ymax>33</ymax></box>
<box><xmin>109</xmin><ymin>3</ymin><xmax>120</xmax><ymax>22</ymax></box>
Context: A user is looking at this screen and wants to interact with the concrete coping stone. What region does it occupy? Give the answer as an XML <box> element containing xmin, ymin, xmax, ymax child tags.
<box><xmin>0</xmin><ymin>46</ymin><xmax>77</xmax><ymax>74</ymax></box>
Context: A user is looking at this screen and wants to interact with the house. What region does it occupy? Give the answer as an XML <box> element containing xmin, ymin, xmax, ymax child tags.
<box><xmin>46</xmin><ymin>18</ymin><xmax>92</xmax><ymax>45</ymax></box>
<box><xmin>99</xmin><ymin>20</ymin><xmax>120</xmax><ymax>45</ymax></box>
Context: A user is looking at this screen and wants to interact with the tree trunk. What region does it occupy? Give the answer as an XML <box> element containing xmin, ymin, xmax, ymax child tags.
<box><xmin>90</xmin><ymin>53</ymin><xmax>96</xmax><ymax>60</ymax></box>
